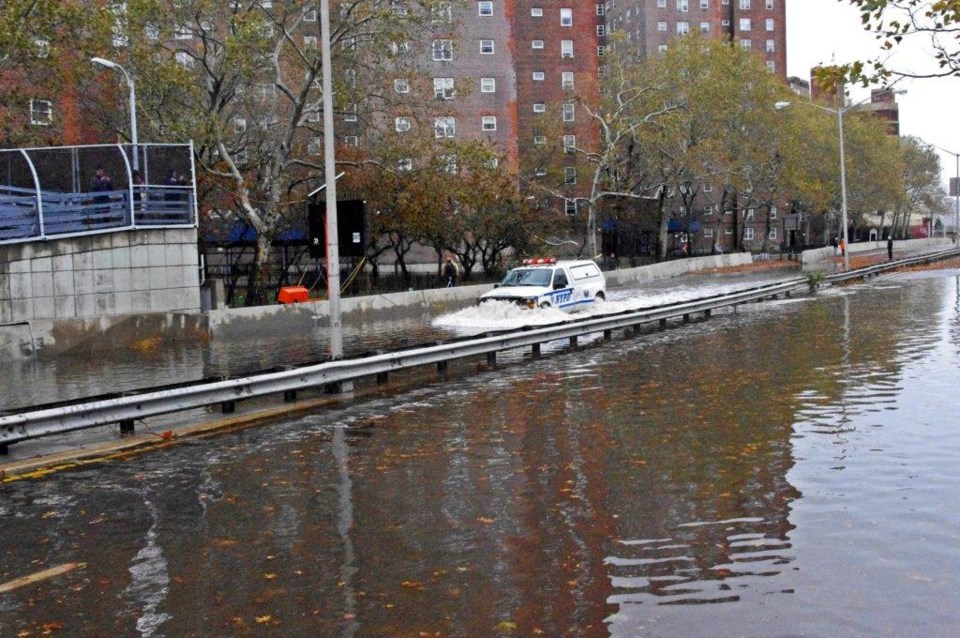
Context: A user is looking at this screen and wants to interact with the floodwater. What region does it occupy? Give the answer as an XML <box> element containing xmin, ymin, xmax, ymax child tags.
<box><xmin>3</xmin><ymin>270</ymin><xmax>960</xmax><ymax>637</ymax></box>
<box><xmin>0</xmin><ymin>271</ymin><xmax>791</xmax><ymax>411</ymax></box>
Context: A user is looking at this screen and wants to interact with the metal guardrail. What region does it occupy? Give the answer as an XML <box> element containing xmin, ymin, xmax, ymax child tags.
<box><xmin>824</xmin><ymin>247</ymin><xmax>960</xmax><ymax>284</ymax></box>
<box><xmin>0</xmin><ymin>277</ymin><xmax>810</xmax><ymax>450</ymax></box>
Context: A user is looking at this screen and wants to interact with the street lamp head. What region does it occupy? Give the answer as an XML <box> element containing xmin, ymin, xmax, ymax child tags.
<box><xmin>774</xmin><ymin>101</ymin><xmax>791</xmax><ymax>110</ymax></box>
<box><xmin>91</xmin><ymin>57</ymin><xmax>119</xmax><ymax>71</ymax></box>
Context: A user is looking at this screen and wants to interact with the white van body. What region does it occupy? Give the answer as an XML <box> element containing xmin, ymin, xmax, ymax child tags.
<box><xmin>479</xmin><ymin>259</ymin><xmax>606</xmax><ymax>312</ymax></box>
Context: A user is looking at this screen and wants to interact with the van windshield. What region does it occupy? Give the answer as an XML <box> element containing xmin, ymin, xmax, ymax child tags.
<box><xmin>500</xmin><ymin>268</ymin><xmax>553</xmax><ymax>287</ymax></box>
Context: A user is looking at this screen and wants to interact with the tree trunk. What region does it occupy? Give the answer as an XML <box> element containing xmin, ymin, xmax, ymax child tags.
<box><xmin>245</xmin><ymin>231</ymin><xmax>271</xmax><ymax>306</ymax></box>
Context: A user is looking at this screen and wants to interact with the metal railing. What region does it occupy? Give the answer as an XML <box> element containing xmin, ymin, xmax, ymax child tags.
<box><xmin>0</xmin><ymin>277</ymin><xmax>808</xmax><ymax>449</ymax></box>
<box><xmin>4</xmin><ymin>247</ymin><xmax>958</xmax><ymax>451</ymax></box>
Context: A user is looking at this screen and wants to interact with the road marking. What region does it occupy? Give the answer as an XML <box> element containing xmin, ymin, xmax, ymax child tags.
<box><xmin>0</xmin><ymin>562</ymin><xmax>86</xmax><ymax>594</ymax></box>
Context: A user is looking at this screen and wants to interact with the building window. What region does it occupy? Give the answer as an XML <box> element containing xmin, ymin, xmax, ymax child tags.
<box><xmin>740</xmin><ymin>18</ymin><xmax>751</xmax><ymax>31</ymax></box>
<box><xmin>596</xmin><ymin>4</ymin><xmax>605</xmax><ymax>15</ymax></box>
<box><xmin>485</xmin><ymin>157</ymin><xmax>499</xmax><ymax>169</ymax></box>
<box><xmin>565</xmin><ymin>199</ymin><xmax>577</xmax><ymax>215</ymax></box>
<box><xmin>561</xmin><ymin>40</ymin><xmax>573</xmax><ymax>58</ymax></box>
<box><xmin>532</xmin><ymin>39</ymin><xmax>544</xmax><ymax>49</ymax></box>
<box><xmin>175</xmin><ymin>51</ymin><xmax>194</xmax><ymax>68</ymax></box>
<box><xmin>303</xmin><ymin>7</ymin><xmax>318</xmax><ymax>21</ymax></box>
<box><xmin>658</xmin><ymin>0</ymin><xmax>667</xmax><ymax>7</ymax></box>
<box><xmin>435</xmin><ymin>116</ymin><xmax>456</xmax><ymax>138</ymax></box>
<box><xmin>700</xmin><ymin>22</ymin><xmax>710</xmax><ymax>32</ymax></box>
<box><xmin>766</xmin><ymin>18</ymin><xmax>775</xmax><ymax>31</ymax></box>
<box><xmin>480</xmin><ymin>39</ymin><xmax>495</xmax><ymax>54</ymax></box>
<box><xmin>442</xmin><ymin>155</ymin><xmax>457</xmax><ymax>174</ymax></box>
<box><xmin>534</xmin><ymin>134</ymin><xmax>547</xmax><ymax>145</ymax></box>
<box><xmin>564</xmin><ymin>167</ymin><xmax>577</xmax><ymax>184</ymax></box>
<box><xmin>703</xmin><ymin>183</ymin><xmax>713</xmax><ymax>192</ymax></box>
<box><xmin>478</xmin><ymin>1</ymin><xmax>493</xmax><ymax>16</ymax></box>
<box><xmin>722</xmin><ymin>19</ymin><xmax>731</xmax><ymax>27</ymax></box>
<box><xmin>563</xmin><ymin>134</ymin><xmax>576</xmax><ymax>152</ymax></box>
<box><xmin>561</xmin><ymin>71</ymin><xmax>574</xmax><ymax>90</ymax></box>
<box><xmin>344</xmin><ymin>135</ymin><xmax>359</xmax><ymax>147</ymax></box>
<box><xmin>174</xmin><ymin>25</ymin><xmax>193</xmax><ymax>40</ymax></box>
<box><xmin>398</xmin><ymin>158</ymin><xmax>413</xmax><ymax>171</ymax></box>
<box><xmin>658</xmin><ymin>21</ymin><xmax>667</xmax><ymax>31</ymax></box>
<box><xmin>677</xmin><ymin>0</ymin><xmax>689</xmax><ymax>11</ymax></box>
<box><xmin>434</xmin><ymin>77</ymin><xmax>455</xmax><ymax>99</ymax></box>
<box><xmin>431</xmin><ymin>2</ymin><xmax>453</xmax><ymax>22</ymax></box>
<box><xmin>395</xmin><ymin>116</ymin><xmax>411</xmax><ymax>132</ymax></box>
<box><xmin>391</xmin><ymin>0</ymin><xmax>408</xmax><ymax>16</ymax></box>
<box><xmin>562</xmin><ymin>102</ymin><xmax>575</xmax><ymax>121</ymax></box>
<box><xmin>533</xmin><ymin>71</ymin><xmax>545</xmax><ymax>81</ymax></box>
<box><xmin>725</xmin><ymin>228</ymin><xmax>733</xmax><ymax>235</ymax></box>
<box><xmin>740</xmin><ymin>0</ymin><xmax>750</xmax><ymax>7</ymax></box>
<box><xmin>343</xmin><ymin>104</ymin><xmax>358</xmax><ymax>121</ymax></box>
<box><xmin>677</xmin><ymin>21</ymin><xmax>690</xmax><ymax>35</ymax></box>
<box><xmin>767</xmin><ymin>60</ymin><xmax>776</xmax><ymax>71</ymax></box>
<box><xmin>700</xmin><ymin>0</ymin><xmax>709</xmax><ymax>7</ymax></box>
<box><xmin>560</xmin><ymin>8</ymin><xmax>573</xmax><ymax>26</ymax></box>
<box><xmin>741</xmin><ymin>39</ymin><xmax>752</xmax><ymax>48</ymax></box>
<box><xmin>766</xmin><ymin>39</ymin><xmax>775</xmax><ymax>52</ymax></box>
<box><xmin>658</xmin><ymin>44</ymin><xmax>668</xmax><ymax>53</ymax></box>
<box><xmin>533</xmin><ymin>102</ymin><xmax>546</xmax><ymax>113</ymax></box>
<box><xmin>481</xmin><ymin>77</ymin><xmax>496</xmax><ymax>92</ymax></box>
<box><xmin>745</xmin><ymin>228</ymin><xmax>755</xmax><ymax>241</ymax></box>
<box><xmin>389</xmin><ymin>40</ymin><xmax>410</xmax><ymax>56</ymax></box>
<box><xmin>482</xmin><ymin>115</ymin><xmax>497</xmax><ymax>131</ymax></box>
<box><xmin>394</xmin><ymin>78</ymin><xmax>410</xmax><ymax>93</ymax></box>
<box><xmin>532</xmin><ymin>7</ymin><xmax>543</xmax><ymax>16</ymax></box>
<box><xmin>29</xmin><ymin>99</ymin><xmax>53</xmax><ymax>125</ymax></box>
<box><xmin>704</xmin><ymin>228</ymin><xmax>714</xmax><ymax>238</ymax></box>
<box><xmin>308</xmin><ymin>137</ymin><xmax>322</xmax><ymax>155</ymax></box>
<box><xmin>432</xmin><ymin>40</ymin><xmax>453</xmax><ymax>60</ymax></box>
<box><xmin>766</xmin><ymin>0</ymin><xmax>774</xmax><ymax>8</ymax></box>
<box><xmin>597</xmin><ymin>45</ymin><xmax>606</xmax><ymax>56</ymax></box>
<box><xmin>770</xmin><ymin>205</ymin><xmax>778</xmax><ymax>218</ymax></box>
<box><xmin>769</xmin><ymin>228</ymin><xmax>778</xmax><ymax>240</ymax></box>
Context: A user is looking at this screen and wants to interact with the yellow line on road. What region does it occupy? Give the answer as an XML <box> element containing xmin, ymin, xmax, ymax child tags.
<box><xmin>0</xmin><ymin>562</ymin><xmax>86</xmax><ymax>594</ymax></box>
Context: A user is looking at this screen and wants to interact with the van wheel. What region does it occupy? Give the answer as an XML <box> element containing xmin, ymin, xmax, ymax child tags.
<box><xmin>539</xmin><ymin>302</ymin><xmax>551</xmax><ymax>309</ymax></box>
<box><xmin>595</xmin><ymin>292</ymin><xmax>605</xmax><ymax>302</ymax></box>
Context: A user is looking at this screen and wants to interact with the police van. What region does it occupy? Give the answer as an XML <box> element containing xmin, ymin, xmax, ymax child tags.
<box><xmin>479</xmin><ymin>258</ymin><xmax>606</xmax><ymax>312</ymax></box>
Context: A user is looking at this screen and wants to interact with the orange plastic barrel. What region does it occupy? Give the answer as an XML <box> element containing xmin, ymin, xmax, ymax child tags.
<box><xmin>277</xmin><ymin>286</ymin><xmax>309</xmax><ymax>304</ymax></box>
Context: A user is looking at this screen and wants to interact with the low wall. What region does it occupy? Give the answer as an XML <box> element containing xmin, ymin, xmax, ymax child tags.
<box><xmin>0</xmin><ymin>228</ymin><xmax>201</xmax><ymax>358</ymax></box>
<box><xmin>205</xmin><ymin>253</ymin><xmax>756</xmax><ymax>340</ymax></box>
<box><xmin>801</xmin><ymin>238</ymin><xmax>953</xmax><ymax>265</ymax></box>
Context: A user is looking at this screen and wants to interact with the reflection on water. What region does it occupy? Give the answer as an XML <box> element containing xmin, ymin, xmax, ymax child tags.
<box><xmin>2</xmin><ymin>272</ymin><xmax>960</xmax><ymax>637</ymax></box>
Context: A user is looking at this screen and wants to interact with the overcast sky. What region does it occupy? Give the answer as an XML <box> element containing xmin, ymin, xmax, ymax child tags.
<box><xmin>786</xmin><ymin>0</ymin><xmax>960</xmax><ymax>185</ymax></box>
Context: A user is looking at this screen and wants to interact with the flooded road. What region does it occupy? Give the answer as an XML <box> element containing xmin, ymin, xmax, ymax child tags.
<box><xmin>3</xmin><ymin>269</ymin><xmax>960</xmax><ymax>636</ymax></box>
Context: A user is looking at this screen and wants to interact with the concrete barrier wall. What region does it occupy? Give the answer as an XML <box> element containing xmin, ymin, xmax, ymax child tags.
<box><xmin>205</xmin><ymin>253</ymin><xmax>756</xmax><ymax>338</ymax></box>
<box><xmin>0</xmin><ymin>229</ymin><xmax>201</xmax><ymax>357</ymax></box>
<box><xmin>801</xmin><ymin>238</ymin><xmax>953</xmax><ymax>265</ymax></box>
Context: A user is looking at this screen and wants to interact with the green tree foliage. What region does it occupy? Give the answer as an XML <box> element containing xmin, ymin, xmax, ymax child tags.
<box><xmin>0</xmin><ymin>0</ymin><xmax>111</xmax><ymax>146</ymax></box>
<box><xmin>848</xmin><ymin>0</ymin><xmax>960</xmax><ymax>80</ymax></box>
<box><xmin>94</xmin><ymin>0</ymin><xmax>453</xmax><ymax>304</ymax></box>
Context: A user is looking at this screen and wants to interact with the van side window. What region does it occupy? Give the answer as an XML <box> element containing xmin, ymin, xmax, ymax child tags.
<box><xmin>553</xmin><ymin>270</ymin><xmax>569</xmax><ymax>288</ymax></box>
<box><xmin>570</xmin><ymin>264</ymin><xmax>600</xmax><ymax>280</ymax></box>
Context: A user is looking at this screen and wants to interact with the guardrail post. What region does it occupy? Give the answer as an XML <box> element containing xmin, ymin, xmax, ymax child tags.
<box><xmin>376</xmin><ymin>372</ymin><xmax>389</xmax><ymax>385</ymax></box>
<box><xmin>221</xmin><ymin>400</ymin><xmax>236</xmax><ymax>414</ymax></box>
<box><xmin>487</xmin><ymin>352</ymin><xmax>497</xmax><ymax>367</ymax></box>
<box><xmin>603</xmin><ymin>329</ymin><xmax>612</xmax><ymax>341</ymax></box>
<box><xmin>119</xmin><ymin>419</ymin><xmax>135</xmax><ymax>436</ymax></box>
<box><xmin>283</xmin><ymin>390</ymin><xmax>297</xmax><ymax>403</ymax></box>
<box><xmin>0</xmin><ymin>443</ymin><xmax>8</xmax><ymax>455</ymax></box>
<box><xmin>683</xmin><ymin>314</ymin><xmax>691</xmax><ymax>323</ymax></box>
<box><xmin>437</xmin><ymin>361</ymin><xmax>448</xmax><ymax>375</ymax></box>
<box><xmin>569</xmin><ymin>336</ymin><xmax>578</xmax><ymax>348</ymax></box>
<box><xmin>705</xmin><ymin>309</ymin><xmax>712</xmax><ymax>318</ymax></box>
<box><xmin>531</xmin><ymin>343</ymin><xmax>541</xmax><ymax>359</ymax></box>
<box><xmin>659</xmin><ymin>318</ymin><xmax>667</xmax><ymax>329</ymax></box>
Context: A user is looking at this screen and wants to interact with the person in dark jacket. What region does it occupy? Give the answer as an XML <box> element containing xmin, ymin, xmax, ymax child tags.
<box><xmin>887</xmin><ymin>235</ymin><xmax>894</xmax><ymax>260</ymax></box>
<box><xmin>442</xmin><ymin>258</ymin><xmax>457</xmax><ymax>287</ymax></box>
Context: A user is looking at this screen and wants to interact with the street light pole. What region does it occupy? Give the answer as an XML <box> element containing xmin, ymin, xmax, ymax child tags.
<box><xmin>319</xmin><ymin>0</ymin><xmax>344</xmax><ymax>362</ymax></box>
<box><xmin>776</xmin><ymin>89</ymin><xmax>906</xmax><ymax>270</ymax></box>
<box><xmin>837</xmin><ymin>106</ymin><xmax>850</xmax><ymax>270</ymax></box>
<box><xmin>91</xmin><ymin>57</ymin><xmax>138</xmax><ymax>171</ymax></box>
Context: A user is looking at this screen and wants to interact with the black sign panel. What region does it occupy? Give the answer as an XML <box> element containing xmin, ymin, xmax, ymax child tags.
<box><xmin>307</xmin><ymin>199</ymin><xmax>368</xmax><ymax>258</ymax></box>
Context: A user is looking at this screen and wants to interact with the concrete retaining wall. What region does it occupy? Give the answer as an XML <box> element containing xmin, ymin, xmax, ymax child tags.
<box><xmin>205</xmin><ymin>253</ymin><xmax>756</xmax><ymax>339</ymax></box>
<box><xmin>0</xmin><ymin>228</ymin><xmax>201</xmax><ymax>358</ymax></box>
<box><xmin>801</xmin><ymin>238</ymin><xmax>953</xmax><ymax>265</ymax></box>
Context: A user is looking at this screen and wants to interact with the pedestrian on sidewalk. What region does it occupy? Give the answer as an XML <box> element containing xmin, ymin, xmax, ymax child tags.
<box><xmin>442</xmin><ymin>257</ymin><xmax>457</xmax><ymax>287</ymax></box>
<box><xmin>831</xmin><ymin>236</ymin><xmax>839</xmax><ymax>256</ymax></box>
<box><xmin>887</xmin><ymin>235</ymin><xmax>894</xmax><ymax>261</ymax></box>
<box><xmin>840</xmin><ymin>238</ymin><xmax>846</xmax><ymax>258</ymax></box>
